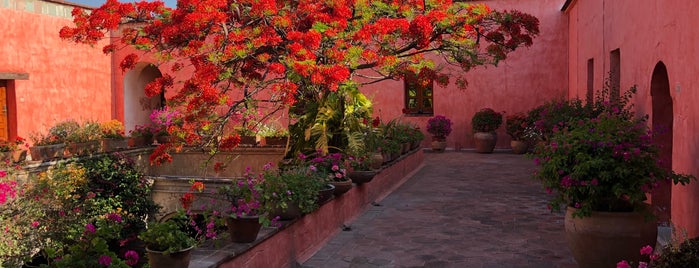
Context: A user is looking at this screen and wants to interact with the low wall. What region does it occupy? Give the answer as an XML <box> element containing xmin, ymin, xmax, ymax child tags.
<box><xmin>190</xmin><ymin>149</ymin><xmax>424</xmax><ymax>268</ymax></box>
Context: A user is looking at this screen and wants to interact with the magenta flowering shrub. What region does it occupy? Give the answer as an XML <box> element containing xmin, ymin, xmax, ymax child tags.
<box><xmin>219</xmin><ymin>167</ymin><xmax>266</xmax><ymax>218</ymax></box>
<box><xmin>533</xmin><ymin>111</ymin><xmax>694</xmax><ymax>218</ymax></box>
<box><xmin>426</xmin><ymin>115</ymin><xmax>452</xmax><ymax>139</ymax></box>
<box><xmin>149</xmin><ymin>106</ymin><xmax>183</xmax><ymax>135</ymax></box>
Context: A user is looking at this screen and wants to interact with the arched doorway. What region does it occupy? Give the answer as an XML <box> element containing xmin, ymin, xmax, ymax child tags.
<box><xmin>123</xmin><ymin>63</ymin><xmax>165</xmax><ymax>133</ymax></box>
<box><xmin>650</xmin><ymin>61</ymin><xmax>673</xmax><ymax>225</ymax></box>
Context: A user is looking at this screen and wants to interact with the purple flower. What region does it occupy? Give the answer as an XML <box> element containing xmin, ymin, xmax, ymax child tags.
<box><xmin>106</xmin><ymin>213</ymin><xmax>122</xmax><ymax>223</ymax></box>
<box><xmin>98</xmin><ymin>255</ymin><xmax>112</xmax><ymax>266</ymax></box>
<box><xmin>124</xmin><ymin>250</ymin><xmax>139</xmax><ymax>266</ymax></box>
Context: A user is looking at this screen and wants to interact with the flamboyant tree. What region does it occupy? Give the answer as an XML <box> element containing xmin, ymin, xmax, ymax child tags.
<box><xmin>60</xmin><ymin>0</ymin><xmax>539</xmax><ymax>164</ymax></box>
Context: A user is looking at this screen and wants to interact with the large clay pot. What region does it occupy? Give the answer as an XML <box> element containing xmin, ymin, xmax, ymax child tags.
<box><xmin>369</xmin><ymin>152</ymin><xmax>383</xmax><ymax>170</ymax></box>
<box><xmin>317</xmin><ymin>184</ymin><xmax>335</xmax><ymax>204</ymax></box>
<box><xmin>146</xmin><ymin>246</ymin><xmax>193</xmax><ymax>268</ymax></box>
<box><xmin>431</xmin><ymin>141</ymin><xmax>447</xmax><ymax>152</ymax></box>
<box><xmin>227</xmin><ymin>215</ymin><xmax>262</xmax><ymax>243</ymax></box>
<box><xmin>473</xmin><ymin>132</ymin><xmax>497</xmax><ymax>153</ymax></box>
<box><xmin>565</xmin><ymin>207</ymin><xmax>657</xmax><ymax>268</ymax></box>
<box><xmin>510</xmin><ymin>140</ymin><xmax>528</xmax><ymax>154</ymax></box>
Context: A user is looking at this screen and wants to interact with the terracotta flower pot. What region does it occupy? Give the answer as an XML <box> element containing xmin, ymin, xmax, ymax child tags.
<box><xmin>227</xmin><ymin>215</ymin><xmax>263</xmax><ymax>243</ymax></box>
<box><xmin>316</xmin><ymin>184</ymin><xmax>335</xmax><ymax>205</ymax></box>
<box><xmin>146</xmin><ymin>246</ymin><xmax>193</xmax><ymax>268</ymax></box>
<box><xmin>474</xmin><ymin>132</ymin><xmax>497</xmax><ymax>153</ymax></box>
<box><xmin>29</xmin><ymin>143</ymin><xmax>66</xmax><ymax>161</ymax></box>
<box><xmin>349</xmin><ymin>170</ymin><xmax>377</xmax><ymax>184</ymax></box>
<box><xmin>510</xmin><ymin>140</ymin><xmax>528</xmax><ymax>154</ymax></box>
<box><xmin>270</xmin><ymin>203</ymin><xmax>302</xmax><ymax>220</ymax></box>
<box><xmin>0</xmin><ymin>150</ymin><xmax>26</xmax><ymax>163</ymax></box>
<box><xmin>565</xmin><ymin>206</ymin><xmax>657</xmax><ymax>268</ymax></box>
<box><xmin>369</xmin><ymin>152</ymin><xmax>383</xmax><ymax>170</ymax></box>
<box><xmin>262</xmin><ymin>136</ymin><xmax>287</xmax><ymax>147</ymax></box>
<box><xmin>101</xmin><ymin>138</ymin><xmax>128</xmax><ymax>152</ymax></box>
<box><xmin>331</xmin><ymin>179</ymin><xmax>353</xmax><ymax>196</ymax></box>
<box><xmin>128</xmin><ymin>136</ymin><xmax>153</xmax><ymax>147</ymax></box>
<box><xmin>67</xmin><ymin>140</ymin><xmax>100</xmax><ymax>156</ymax></box>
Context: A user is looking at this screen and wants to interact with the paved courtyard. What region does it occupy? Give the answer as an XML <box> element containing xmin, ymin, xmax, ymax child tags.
<box><xmin>302</xmin><ymin>151</ymin><xmax>578</xmax><ymax>268</ymax></box>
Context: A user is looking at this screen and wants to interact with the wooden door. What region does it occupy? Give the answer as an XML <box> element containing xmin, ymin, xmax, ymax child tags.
<box><xmin>0</xmin><ymin>81</ymin><xmax>8</xmax><ymax>141</ymax></box>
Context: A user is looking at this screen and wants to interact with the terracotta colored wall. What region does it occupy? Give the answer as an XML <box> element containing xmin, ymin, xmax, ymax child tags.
<box><xmin>361</xmin><ymin>0</ymin><xmax>569</xmax><ymax>150</ymax></box>
<box><xmin>0</xmin><ymin>1</ymin><xmax>112</xmax><ymax>140</ymax></box>
<box><xmin>566</xmin><ymin>0</ymin><xmax>699</xmax><ymax>237</ymax></box>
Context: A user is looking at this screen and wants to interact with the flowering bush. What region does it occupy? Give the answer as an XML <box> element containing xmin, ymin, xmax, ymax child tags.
<box><xmin>533</xmin><ymin>110</ymin><xmax>694</xmax><ymax>218</ymax></box>
<box><xmin>128</xmin><ymin>124</ymin><xmax>153</xmax><ymax>139</ymax></box>
<box><xmin>505</xmin><ymin>113</ymin><xmax>529</xmax><ymax>141</ymax></box>
<box><xmin>426</xmin><ymin>115</ymin><xmax>452</xmax><ymax>139</ymax></box>
<box><xmin>139</xmin><ymin>216</ymin><xmax>197</xmax><ymax>255</ymax></box>
<box><xmin>100</xmin><ymin>120</ymin><xmax>126</xmax><ymax>139</ymax></box>
<box><xmin>50</xmin><ymin>216</ymin><xmax>137</xmax><ymax>267</ymax></box>
<box><xmin>616</xmin><ymin>245</ymin><xmax>657</xmax><ymax>268</ymax></box>
<box><xmin>66</xmin><ymin>121</ymin><xmax>102</xmax><ymax>143</ymax></box>
<box><xmin>650</xmin><ymin>237</ymin><xmax>699</xmax><ymax>267</ymax></box>
<box><xmin>471</xmin><ymin>108</ymin><xmax>503</xmax><ymax>133</ymax></box>
<box><xmin>218</xmin><ymin>167</ymin><xmax>267</xmax><ymax>219</ymax></box>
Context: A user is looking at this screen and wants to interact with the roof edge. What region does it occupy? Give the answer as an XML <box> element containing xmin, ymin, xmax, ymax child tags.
<box><xmin>44</xmin><ymin>0</ymin><xmax>95</xmax><ymax>10</ymax></box>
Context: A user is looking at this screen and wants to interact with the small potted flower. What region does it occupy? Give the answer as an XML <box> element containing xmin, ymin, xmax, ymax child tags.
<box><xmin>505</xmin><ymin>113</ymin><xmax>529</xmax><ymax>154</ymax></box>
<box><xmin>29</xmin><ymin>119</ymin><xmax>79</xmax><ymax>161</ymax></box>
<box><xmin>471</xmin><ymin>108</ymin><xmax>503</xmax><ymax>153</ymax></box>
<box><xmin>100</xmin><ymin>120</ymin><xmax>127</xmax><ymax>152</ymax></box>
<box><xmin>533</xmin><ymin>110</ymin><xmax>694</xmax><ymax>267</ymax></box>
<box><xmin>0</xmin><ymin>137</ymin><xmax>28</xmax><ymax>163</ymax></box>
<box><xmin>258</xmin><ymin>123</ymin><xmax>289</xmax><ymax>147</ymax></box>
<box><xmin>426</xmin><ymin>115</ymin><xmax>452</xmax><ymax>152</ymax></box>
<box><xmin>139</xmin><ymin>217</ymin><xmax>197</xmax><ymax>268</ymax></box>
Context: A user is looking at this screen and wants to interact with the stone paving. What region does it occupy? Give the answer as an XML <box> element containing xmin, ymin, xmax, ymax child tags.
<box><xmin>302</xmin><ymin>151</ymin><xmax>578</xmax><ymax>268</ymax></box>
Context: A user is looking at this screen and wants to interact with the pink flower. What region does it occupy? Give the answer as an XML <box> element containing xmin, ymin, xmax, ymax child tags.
<box><xmin>335</xmin><ymin>173</ymin><xmax>343</xmax><ymax>178</ymax></box>
<box><xmin>616</xmin><ymin>260</ymin><xmax>631</xmax><ymax>268</ymax></box>
<box><xmin>124</xmin><ymin>250</ymin><xmax>139</xmax><ymax>266</ymax></box>
<box><xmin>0</xmin><ymin>170</ymin><xmax>6</xmax><ymax>178</ymax></box>
<box><xmin>98</xmin><ymin>255</ymin><xmax>112</xmax><ymax>266</ymax></box>
<box><xmin>332</xmin><ymin>165</ymin><xmax>339</xmax><ymax>171</ymax></box>
<box><xmin>106</xmin><ymin>213</ymin><xmax>122</xmax><ymax>223</ymax></box>
<box><xmin>31</xmin><ymin>221</ymin><xmax>40</xmax><ymax>228</ymax></box>
<box><xmin>84</xmin><ymin>223</ymin><xmax>96</xmax><ymax>234</ymax></box>
<box><xmin>638</xmin><ymin>262</ymin><xmax>648</xmax><ymax>268</ymax></box>
<box><xmin>640</xmin><ymin>245</ymin><xmax>653</xmax><ymax>255</ymax></box>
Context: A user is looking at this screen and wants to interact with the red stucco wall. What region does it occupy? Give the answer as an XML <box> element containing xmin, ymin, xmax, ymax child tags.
<box><xmin>0</xmin><ymin>1</ymin><xmax>112</xmax><ymax>140</ymax></box>
<box><xmin>566</xmin><ymin>0</ymin><xmax>699</xmax><ymax>237</ymax></box>
<box><xmin>361</xmin><ymin>0</ymin><xmax>569</xmax><ymax>150</ymax></box>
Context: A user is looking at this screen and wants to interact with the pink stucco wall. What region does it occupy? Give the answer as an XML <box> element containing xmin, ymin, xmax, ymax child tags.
<box><xmin>361</xmin><ymin>0</ymin><xmax>569</xmax><ymax>150</ymax></box>
<box><xmin>0</xmin><ymin>1</ymin><xmax>112</xmax><ymax>140</ymax></box>
<box><xmin>566</xmin><ymin>0</ymin><xmax>699</xmax><ymax>237</ymax></box>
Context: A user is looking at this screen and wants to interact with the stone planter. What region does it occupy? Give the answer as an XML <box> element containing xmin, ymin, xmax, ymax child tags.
<box><xmin>128</xmin><ymin>136</ymin><xmax>153</xmax><ymax>147</ymax></box>
<box><xmin>66</xmin><ymin>140</ymin><xmax>100</xmax><ymax>156</ymax></box>
<box><xmin>474</xmin><ymin>132</ymin><xmax>497</xmax><ymax>153</ymax></box>
<box><xmin>239</xmin><ymin>136</ymin><xmax>258</xmax><ymax>147</ymax></box>
<box><xmin>565</xmin><ymin>206</ymin><xmax>657</xmax><ymax>268</ymax></box>
<box><xmin>262</xmin><ymin>136</ymin><xmax>287</xmax><ymax>147</ymax></box>
<box><xmin>0</xmin><ymin>149</ymin><xmax>27</xmax><ymax>163</ymax></box>
<box><xmin>317</xmin><ymin>184</ymin><xmax>335</xmax><ymax>205</ymax></box>
<box><xmin>101</xmin><ymin>138</ymin><xmax>128</xmax><ymax>152</ymax></box>
<box><xmin>29</xmin><ymin>143</ymin><xmax>66</xmax><ymax>161</ymax></box>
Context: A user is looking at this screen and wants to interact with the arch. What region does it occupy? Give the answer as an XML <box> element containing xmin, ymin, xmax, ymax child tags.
<box><xmin>650</xmin><ymin>61</ymin><xmax>673</xmax><ymax>225</ymax></box>
<box><xmin>123</xmin><ymin>63</ymin><xmax>164</xmax><ymax>133</ymax></box>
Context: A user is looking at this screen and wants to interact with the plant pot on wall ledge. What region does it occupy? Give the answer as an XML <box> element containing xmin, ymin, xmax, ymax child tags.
<box><xmin>29</xmin><ymin>143</ymin><xmax>66</xmax><ymax>161</ymax></box>
<box><xmin>227</xmin><ymin>215</ymin><xmax>263</xmax><ymax>243</ymax></box>
<box><xmin>473</xmin><ymin>132</ymin><xmax>497</xmax><ymax>153</ymax></box>
<box><xmin>146</xmin><ymin>246</ymin><xmax>193</xmax><ymax>268</ymax></box>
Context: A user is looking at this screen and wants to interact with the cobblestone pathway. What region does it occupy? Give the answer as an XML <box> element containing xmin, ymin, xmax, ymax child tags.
<box><xmin>302</xmin><ymin>151</ymin><xmax>577</xmax><ymax>268</ymax></box>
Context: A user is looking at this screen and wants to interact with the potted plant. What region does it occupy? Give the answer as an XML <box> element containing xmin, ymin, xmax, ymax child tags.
<box><xmin>505</xmin><ymin>113</ymin><xmax>529</xmax><ymax>154</ymax></box>
<box><xmin>29</xmin><ymin>119</ymin><xmax>79</xmax><ymax>161</ymax></box>
<box><xmin>218</xmin><ymin>169</ymin><xmax>271</xmax><ymax>243</ymax></box>
<box><xmin>262</xmin><ymin>164</ymin><xmax>326</xmax><ymax>220</ymax></box>
<box><xmin>235</xmin><ymin>126</ymin><xmax>259</xmax><ymax>146</ymax></box>
<box><xmin>471</xmin><ymin>108</ymin><xmax>503</xmax><ymax>153</ymax></box>
<box><xmin>0</xmin><ymin>137</ymin><xmax>28</xmax><ymax>163</ymax></box>
<box><xmin>533</xmin><ymin>110</ymin><xmax>694</xmax><ymax>267</ymax></box>
<box><xmin>128</xmin><ymin>124</ymin><xmax>154</xmax><ymax>147</ymax></box>
<box><xmin>100</xmin><ymin>120</ymin><xmax>128</xmax><ymax>152</ymax></box>
<box><xmin>65</xmin><ymin>120</ymin><xmax>102</xmax><ymax>156</ymax></box>
<box><xmin>426</xmin><ymin>115</ymin><xmax>451</xmax><ymax>152</ymax></box>
<box><xmin>139</xmin><ymin>218</ymin><xmax>197</xmax><ymax>268</ymax></box>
